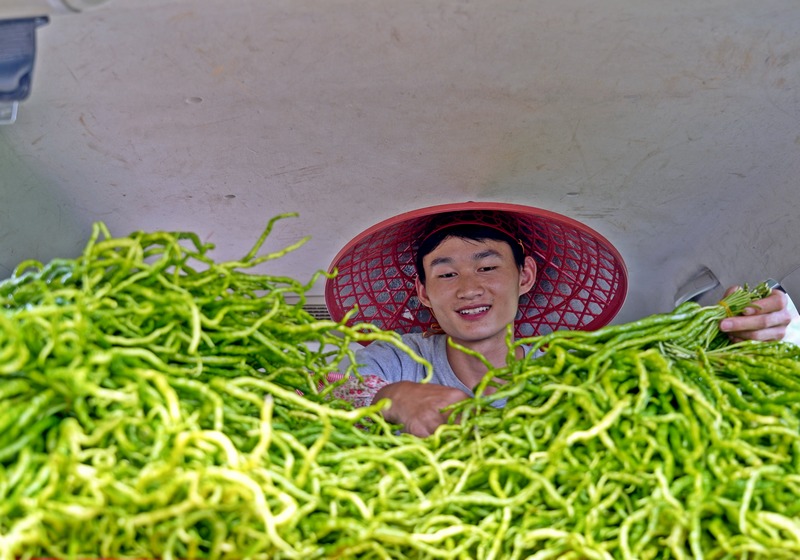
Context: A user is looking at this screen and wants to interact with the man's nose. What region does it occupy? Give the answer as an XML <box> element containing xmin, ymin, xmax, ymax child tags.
<box><xmin>456</xmin><ymin>274</ymin><xmax>484</xmax><ymax>298</ymax></box>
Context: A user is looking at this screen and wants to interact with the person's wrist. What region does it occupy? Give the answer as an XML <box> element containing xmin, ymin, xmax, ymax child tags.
<box><xmin>371</xmin><ymin>381</ymin><xmax>407</xmax><ymax>421</ymax></box>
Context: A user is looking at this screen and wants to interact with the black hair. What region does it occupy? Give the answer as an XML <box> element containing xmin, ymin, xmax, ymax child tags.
<box><xmin>414</xmin><ymin>223</ymin><xmax>526</xmax><ymax>284</ymax></box>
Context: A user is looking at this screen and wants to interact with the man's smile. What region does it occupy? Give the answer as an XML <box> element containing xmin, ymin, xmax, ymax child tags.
<box><xmin>458</xmin><ymin>305</ymin><xmax>491</xmax><ymax>316</ymax></box>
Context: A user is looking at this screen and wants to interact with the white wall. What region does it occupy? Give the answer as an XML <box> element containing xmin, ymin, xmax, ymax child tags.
<box><xmin>2</xmin><ymin>0</ymin><xmax>799</xmax><ymax>323</ymax></box>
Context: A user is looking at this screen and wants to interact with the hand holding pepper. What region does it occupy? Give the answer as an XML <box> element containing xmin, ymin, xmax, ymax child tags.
<box><xmin>372</xmin><ymin>381</ymin><xmax>469</xmax><ymax>437</ymax></box>
<box><xmin>719</xmin><ymin>287</ymin><xmax>795</xmax><ymax>342</ymax></box>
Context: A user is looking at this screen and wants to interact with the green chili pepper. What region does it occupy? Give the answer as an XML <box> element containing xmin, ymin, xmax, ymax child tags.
<box><xmin>2</xmin><ymin>219</ymin><xmax>800</xmax><ymax>559</ymax></box>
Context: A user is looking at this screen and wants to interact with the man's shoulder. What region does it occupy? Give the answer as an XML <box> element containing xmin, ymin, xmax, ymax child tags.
<box><xmin>349</xmin><ymin>332</ymin><xmax>441</xmax><ymax>382</ymax></box>
<box><xmin>363</xmin><ymin>332</ymin><xmax>443</xmax><ymax>356</ymax></box>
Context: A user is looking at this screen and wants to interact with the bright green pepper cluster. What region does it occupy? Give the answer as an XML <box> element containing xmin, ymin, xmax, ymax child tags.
<box><xmin>1</xmin><ymin>215</ymin><xmax>800</xmax><ymax>559</ymax></box>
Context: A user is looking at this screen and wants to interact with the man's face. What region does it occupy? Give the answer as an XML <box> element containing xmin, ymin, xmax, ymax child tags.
<box><xmin>415</xmin><ymin>236</ymin><xmax>536</xmax><ymax>348</ymax></box>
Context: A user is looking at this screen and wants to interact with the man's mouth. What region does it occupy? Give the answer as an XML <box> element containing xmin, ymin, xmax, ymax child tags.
<box><xmin>458</xmin><ymin>305</ymin><xmax>490</xmax><ymax>316</ymax></box>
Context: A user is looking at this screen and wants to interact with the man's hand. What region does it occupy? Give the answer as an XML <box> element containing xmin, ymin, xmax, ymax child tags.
<box><xmin>371</xmin><ymin>381</ymin><xmax>470</xmax><ymax>437</ymax></box>
<box><xmin>719</xmin><ymin>287</ymin><xmax>795</xmax><ymax>342</ymax></box>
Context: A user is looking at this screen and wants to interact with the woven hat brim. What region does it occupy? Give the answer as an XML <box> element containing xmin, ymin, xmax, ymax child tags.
<box><xmin>325</xmin><ymin>201</ymin><xmax>627</xmax><ymax>341</ymax></box>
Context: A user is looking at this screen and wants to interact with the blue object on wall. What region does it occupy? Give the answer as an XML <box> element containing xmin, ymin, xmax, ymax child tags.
<box><xmin>0</xmin><ymin>16</ymin><xmax>49</xmax><ymax>102</ymax></box>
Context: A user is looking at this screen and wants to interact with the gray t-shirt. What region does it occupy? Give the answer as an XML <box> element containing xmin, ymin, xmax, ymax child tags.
<box><xmin>345</xmin><ymin>332</ymin><xmax>535</xmax><ymax>400</ymax></box>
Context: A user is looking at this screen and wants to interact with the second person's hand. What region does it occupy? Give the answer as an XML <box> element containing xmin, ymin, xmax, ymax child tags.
<box><xmin>719</xmin><ymin>287</ymin><xmax>794</xmax><ymax>342</ymax></box>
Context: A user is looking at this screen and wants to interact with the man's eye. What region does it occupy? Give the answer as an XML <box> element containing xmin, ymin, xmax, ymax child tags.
<box><xmin>480</xmin><ymin>266</ymin><xmax>498</xmax><ymax>272</ymax></box>
<box><xmin>438</xmin><ymin>272</ymin><xmax>456</xmax><ymax>278</ymax></box>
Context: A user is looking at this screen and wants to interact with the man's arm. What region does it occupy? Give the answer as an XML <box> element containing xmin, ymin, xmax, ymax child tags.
<box><xmin>372</xmin><ymin>381</ymin><xmax>470</xmax><ymax>438</ymax></box>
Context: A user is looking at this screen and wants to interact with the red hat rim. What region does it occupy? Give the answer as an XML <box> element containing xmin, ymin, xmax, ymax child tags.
<box><xmin>325</xmin><ymin>202</ymin><xmax>627</xmax><ymax>343</ymax></box>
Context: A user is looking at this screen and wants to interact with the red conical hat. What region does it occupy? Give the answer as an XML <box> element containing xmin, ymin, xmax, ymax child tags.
<box><xmin>325</xmin><ymin>202</ymin><xmax>627</xmax><ymax>341</ymax></box>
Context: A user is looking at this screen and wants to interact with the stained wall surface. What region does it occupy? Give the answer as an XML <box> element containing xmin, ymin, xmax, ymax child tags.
<box><xmin>1</xmin><ymin>0</ymin><xmax>799</xmax><ymax>324</ymax></box>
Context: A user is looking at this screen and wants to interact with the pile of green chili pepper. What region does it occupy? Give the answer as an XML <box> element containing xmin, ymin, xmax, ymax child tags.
<box><xmin>2</xmin><ymin>214</ymin><xmax>800</xmax><ymax>559</ymax></box>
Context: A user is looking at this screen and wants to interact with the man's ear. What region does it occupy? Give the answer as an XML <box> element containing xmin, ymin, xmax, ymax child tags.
<box><xmin>519</xmin><ymin>256</ymin><xmax>537</xmax><ymax>294</ymax></box>
<box><xmin>415</xmin><ymin>275</ymin><xmax>432</xmax><ymax>307</ymax></box>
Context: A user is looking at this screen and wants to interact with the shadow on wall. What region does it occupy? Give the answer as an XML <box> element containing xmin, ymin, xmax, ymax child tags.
<box><xmin>0</xmin><ymin>134</ymin><xmax>88</xmax><ymax>279</ymax></box>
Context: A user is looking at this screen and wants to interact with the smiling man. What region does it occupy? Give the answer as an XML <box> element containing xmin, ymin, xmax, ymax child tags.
<box><xmin>368</xmin><ymin>223</ymin><xmax>538</xmax><ymax>437</ymax></box>
<box><xmin>328</xmin><ymin>203</ymin><xmax>793</xmax><ymax>437</ymax></box>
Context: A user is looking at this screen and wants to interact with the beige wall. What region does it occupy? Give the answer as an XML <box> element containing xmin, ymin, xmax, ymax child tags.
<box><xmin>1</xmin><ymin>0</ymin><xmax>799</xmax><ymax>323</ymax></box>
